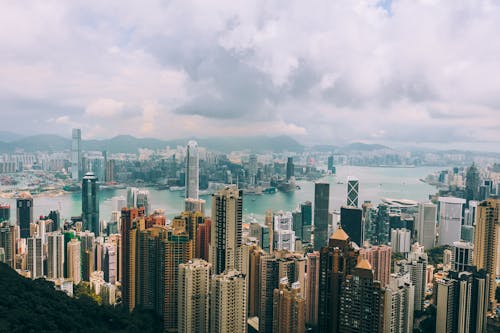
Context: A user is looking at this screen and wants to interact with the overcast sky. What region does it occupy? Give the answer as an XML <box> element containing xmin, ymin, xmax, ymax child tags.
<box><xmin>1</xmin><ymin>0</ymin><xmax>499</xmax><ymax>150</ymax></box>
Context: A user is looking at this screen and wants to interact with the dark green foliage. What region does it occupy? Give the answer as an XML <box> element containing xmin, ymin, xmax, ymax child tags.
<box><xmin>426</xmin><ymin>245</ymin><xmax>450</xmax><ymax>266</ymax></box>
<box><xmin>0</xmin><ymin>263</ymin><xmax>161</xmax><ymax>333</ymax></box>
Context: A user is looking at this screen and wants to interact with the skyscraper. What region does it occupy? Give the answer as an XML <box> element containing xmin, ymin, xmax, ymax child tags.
<box><xmin>465</xmin><ymin>163</ymin><xmax>480</xmax><ymax>205</ymax></box>
<box><xmin>360</xmin><ymin>245</ymin><xmax>392</xmax><ymax>286</ymax></box>
<box><xmin>438</xmin><ymin>197</ymin><xmax>466</xmax><ymax>246</ymax></box>
<box><xmin>16</xmin><ymin>192</ymin><xmax>33</xmax><ymax>239</ymax></box>
<box><xmin>127</xmin><ymin>187</ymin><xmax>151</xmax><ymax>215</ymax></box>
<box><xmin>305</xmin><ymin>251</ymin><xmax>320</xmax><ymax>329</ymax></box>
<box><xmin>451</xmin><ymin>241</ymin><xmax>473</xmax><ymax>272</ymax></box>
<box><xmin>27</xmin><ymin>237</ymin><xmax>43</xmax><ymax>279</ymax></box>
<box><xmin>301</xmin><ymin>201</ymin><xmax>313</xmax><ymax>244</ymax></box>
<box><xmin>314</xmin><ymin>183</ymin><xmax>330</xmax><ymax>251</ymax></box>
<box><xmin>71</xmin><ymin>128</ymin><xmax>82</xmax><ymax>181</ymax></box>
<box><xmin>384</xmin><ymin>273</ymin><xmax>414</xmax><ymax>333</ymax></box>
<box><xmin>415</xmin><ymin>202</ymin><xmax>437</xmax><ymax>250</ymax></box>
<box><xmin>196</xmin><ymin>218</ymin><xmax>211</xmax><ymax>261</ymax></box>
<box><xmin>0</xmin><ymin>204</ymin><xmax>10</xmax><ymax>222</ymax></box>
<box><xmin>210</xmin><ymin>270</ymin><xmax>247</xmax><ymax>333</ymax></box>
<box><xmin>286</xmin><ymin>157</ymin><xmax>294</xmax><ymax>180</ymax></box>
<box><xmin>210</xmin><ymin>185</ymin><xmax>243</xmax><ymax>275</ymax></box>
<box><xmin>67</xmin><ymin>238</ymin><xmax>81</xmax><ymax>284</ymax></box>
<box><xmin>0</xmin><ymin>223</ymin><xmax>16</xmax><ymax>268</ymax></box>
<box><xmin>391</xmin><ymin>228</ymin><xmax>411</xmax><ymax>254</ymax></box>
<box><xmin>272</xmin><ymin>279</ymin><xmax>305</xmax><ymax>333</ymax></box>
<box><xmin>473</xmin><ymin>197</ymin><xmax>499</xmax><ymax>310</ymax></box>
<box><xmin>82</xmin><ymin>172</ymin><xmax>100</xmax><ymax>235</ymax></box>
<box><xmin>346</xmin><ymin>176</ymin><xmax>359</xmax><ymax>207</ymax></box>
<box><xmin>340</xmin><ymin>206</ymin><xmax>363</xmax><ymax>246</ymax></box>
<box><xmin>273</xmin><ymin>211</ymin><xmax>296</xmax><ymax>252</ymax></box>
<box><xmin>178</xmin><ymin>259</ymin><xmax>211</xmax><ymax>333</ymax></box>
<box><xmin>47</xmin><ymin>233</ymin><xmax>64</xmax><ymax>279</ymax></box>
<box><xmin>396</xmin><ymin>249</ymin><xmax>428</xmax><ymax>312</ymax></box>
<box><xmin>185</xmin><ymin>140</ymin><xmax>199</xmax><ymax>200</ymax></box>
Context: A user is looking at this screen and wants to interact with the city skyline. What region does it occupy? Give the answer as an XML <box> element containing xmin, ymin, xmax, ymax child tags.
<box><xmin>0</xmin><ymin>1</ymin><xmax>500</xmax><ymax>152</ymax></box>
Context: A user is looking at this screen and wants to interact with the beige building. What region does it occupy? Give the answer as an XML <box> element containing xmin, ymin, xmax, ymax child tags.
<box><xmin>210</xmin><ymin>270</ymin><xmax>247</xmax><ymax>333</ymax></box>
<box><xmin>178</xmin><ymin>259</ymin><xmax>211</xmax><ymax>333</ymax></box>
<box><xmin>272</xmin><ymin>278</ymin><xmax>305</xmax><ymax>333</ymax></box>
<box><xmin>67</xmin><ymin>238</ymin><xmax>81</xmax><ymax>284</ymax></box>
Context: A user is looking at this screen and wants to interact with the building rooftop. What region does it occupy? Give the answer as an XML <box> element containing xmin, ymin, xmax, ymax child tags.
<box><xmin>331</xmin><ymin>227</ymin><xmax>349</xmax><ymax>241</ymax></box>
<box><xmin>356</xmin><ymin>259</ymin><xmax>373</xmax><ymax>270</ymax></box>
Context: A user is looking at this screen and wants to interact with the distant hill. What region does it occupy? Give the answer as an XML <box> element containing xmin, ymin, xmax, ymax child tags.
<box><xmin>0</xmin><ymin>131</ymin><xmax>24</xmax><ymax>142</ymax></box>
<box><xmin>338</xmin><ymin>142</ymin><xmax>392</xmax><ymax>152</ymax></box>
<box><xmin>0</xmin><ymin>134</ymin><xmax>304</xmax><ymax>154</ymax></box>
<box><xmin>0</xmin><ymin>263</ymin><xmax>161</xmax><ymax>332</ymax></box>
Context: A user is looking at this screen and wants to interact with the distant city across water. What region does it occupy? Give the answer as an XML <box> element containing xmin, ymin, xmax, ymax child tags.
<box><xmin>2</xmin><ymin>166</ymin><xmax>441</xmax><ymax>223</ymax></box>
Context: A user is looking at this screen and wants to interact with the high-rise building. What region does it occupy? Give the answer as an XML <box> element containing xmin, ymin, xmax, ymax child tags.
<box><xmin>384</xmin><ymin>273</ymin><xmax>414</xmax><ymax>333</ymax></box>
<box><xmin>451</xmin><ymin>241</ymin><xmax>473</xmax><ymax>272</ymax></box>
<box><xmin>249</xmin><ymin>222</ymin><xmax>271</xmax><ymax>253</ymax></box>
<box><xmin>0</xmin><ymin>204</ymin><xmax>10</xmax><ymax>222</ymax></box>
<box><xmin>105</xmin><ymin>158</ymin><xmax>115</xmax><ymax>183</ymax></box>
<box><xmin>318</xmin><ymin>228</ymin><xmax>360</xmax><ymax>332</ymax></box>
<box><xmin>17</xmin><ymin>192</ymin><xmax>33</xmax><ymax>239</ymax></box>
<box><xmin>247</xmin><ymin>245</ymin><xmax>265</xmax><ymax>317</ymax></box>
<box><xmin>126</xmin><ymin>187</ymin><xmax>151</xmax><ymax>215</ymax></box>
<box><xmin>248</xmin><ymin>154</ymin><xmax>258</xmax><ymax>185</ymax></box>
<box><xmin>265</xmin><ymin>210</ymin><xmax>274</xmax><ymax>253</ymax></box>
<box><xmin>360</xmin><ymin>245</ymin><xmax>392</xmax><ymax>286</ymax></box>
<box><xmin>415</xmin><ymin>202</ymin><xmax>437</xmax><ymax>250</ymax></box>
<box><xmin>71</xmin><ymin>128</ymin><xmax>82</xmax><ymax>180</ymax></box>
<box><xmin>301</xmin><ymin>201</ymin><xmax>313</xmax><ymax>244</ymax></box>
<box><xmin>260</xmin><ymin>254</ymin><xmax>281</xmax><ymax>333</ymax></box>
<box><xmin>67</xmin><ymin>238</ymin><xmax>81</xmax><ymax>284</ymax></box>
<box><xmin>465</xmin><ymin>163</ymin><xmax>480</xmax><ymax>205</ymax></box>
<box><xmin>286</xmin><ymin>157</ymin><xmax>294</xmax><ymax>180</ymax></box>
<box><xmin>338</xmin><ymin>259</ymin><xmax>385</xmax><ymax>333</ymax></box>
<box><xmin>346</xmin><ymin>176</ymin><xmax>359</xmax><ymax>207</ymax></box>
<box><xmin>82</xmin><ymin>172</ymin><xmax>100</xmax><ymax>235</ymax></box>
<box><xmin>196</xmin><ymin>218</ymin><xmax>211</xmax><ymax>261</ymax></box>
<box><xmin>272</xmin><ymin>279</ymin><xmax>305</xmax><ymax>333</ymax></box>
<box><xmin>185</xmin><ymin>140</ymin><xmax>199</xmax><ymax>200</ymax></box>
<box><xmin>340</xmin><ymin>206</ymin><xmax>363</xmax><ymax>246</ymax></box>
<box><xmin>438</xmin><ymin>197</ymin><xmax>466</xmax><ymax>246</ymax></box>
<box><xmin>47</xmin><ymin>233</ymin><xmax>64</xmax><ymax>279</ymax></box>
<box><xmin>27</xmin><ymin>237</ymin><xmax>43</xmax><ymax>279</ymax></box>
<box><xmin>210</xmin><ymin>186</ymin><xmax>243</xmax><ymax>275</ymax></box>
<box><xmin>473</xmin><ymin>197</ymin><xmax>500</xmax><ymax>310</ymax></box>
<box><xmin>210</xmin><ymin>270</ymin><xmax>247</xmax><ymax>333</ymax></box>
<box><xmin>178</xmin><ymin>259</ymin><xmax>211</xmax><ymax>333</ymax></box>
<box><xmin>314</xmin><ymin>183</ymin><xmax>330</xmax><ymax>250</ymax></box>
<box><xmin>396</xmin><ymin>249</ymin><xmax>428</xmax><ymax>312</ymax></box>
<box><xmin>391</xmin><ymin>228</ymin><xmax>411</xmax><ymax>254</ymax></box>
<box><xmin>163</xmin><ymin>218</ymin><xmax>193</xmax><ymax>332</ymax></box>
<box><xmin>273</xmin><ymin>211</ymin><xmax>296</xmax><ymax>252</ymax></box>
<box><xmin>0</xmin><ymin>223</ymin><xmax>16</xmax><ymax>268</ymax></box>
<box><xmin>305</xmin><ymin>251</ymin><xmax>320</xmax><ymax>329</ymax></box>
<box><xmin>102</xmin><ymin>243</ymin><xmax>117</xmax><ymax>284</ymax></box>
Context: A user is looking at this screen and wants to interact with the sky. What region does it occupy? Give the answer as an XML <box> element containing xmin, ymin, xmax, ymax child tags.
<box><xmin>1</xmin><ymin>0</ymin><xmax>500</xmax><ymax>150</ymax></box>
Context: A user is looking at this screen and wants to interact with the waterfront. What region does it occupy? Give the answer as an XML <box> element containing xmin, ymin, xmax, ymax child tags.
<box><xmin>1</xmin><ymin>166</ymin><xmax>441</xmax><ymax>223</ymax></box>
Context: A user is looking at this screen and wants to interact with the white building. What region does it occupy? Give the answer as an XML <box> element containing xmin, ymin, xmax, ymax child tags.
<box><xmin>47</xmin><ymin>233</ymin><xmax>64</xmax><ymax>279</ymax></box>
<box><xmin>27</xmin><ymin>237</ymin><xmax>43</xmax><ymax>279</ymax></box>
<box><xmin>391</xmin><ymin>228</ymin><xmax>411</xmax><ymax>254</ymax></box>
<box><xmin>273</xmin><ymin>211</ymin><xmax>296</xmax><ymax>252</ymax></box>
<box><xmin>438</xmin><ymin>197</ymin><xmax>466</xmax><ymax>246</ymax></box>
<box><xmin>415</xmin><ymin>202</ymin><xmax>437</xmax><ymax>250</ymax></box>
<box><xmin>384</xmin><ymin>273</ymin><xmax>414</xmax><ymax>333</ymax></box>
<box><xmin>185</xmin><ymin>141</ymin><xmax>199</xmax><ymax>200</ymax></box>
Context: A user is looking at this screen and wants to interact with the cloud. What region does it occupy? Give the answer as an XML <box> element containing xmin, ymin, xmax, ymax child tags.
<box><xmin>0</xmin><ymin>0</ymin><xmax>499</xmax><ymax>150</ymax></box>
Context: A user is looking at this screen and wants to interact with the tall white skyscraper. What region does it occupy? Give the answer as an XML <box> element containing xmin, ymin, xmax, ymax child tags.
<box><xmin>47</xmin><ymin>233</ymin><xmax>65</xmax><ymax>279</ymax></box>
<box><xmin>384</xmin><ymin>273</ymin><xmax>414</xmax><ymax>333</ymax></box>
<box><xmin>210</xmin><ymin>186</ymin><xmax>243</xmax><ymax>275</ymax></box>
<box><xmin>178</xmin><ymin>259</ymin><xmax>211</xmax><ymax>333</ymax></box>
<box><xmin>27</xmin><ymin>237</ymin><xmax>43</xmax><ymax>279</ymax></box>
<box><xmin>210</xmin><ymin>270</ymin><xmax>247</xmax><ymax>333</ymax></box>
<box><xmin>451</xmin><ymin>241</ymin><xmax>473</xmax><ymax>272</ymax></box>
<box><xmin>273</xmin><ymin>211</ymin><xmax>296</xmax><ymax>252</ymax></box>
<box><xmin>391</xmin><ymin>228</ymin><xmax>411</xmax><ymax>254</ymax></box>
<box><xmin>126</xmin><ymin>188</ymin><xmax>150</xmax><ymax>215</ymax></box>
<box><xmin>438</xmin><ymin>197</ymin><xmax>466</xmax><ymax>246</ymax></box>
<box><xmin>185</xmin><ymin>140</ymin><xmax>199</xmax><ymax>200</ymax></box>
<box><xmin>415</xmin><ymin>202</ymin><xmax>437</xmax><ymax>250</ymax></box>
<box><xmin>346</xmin><ymin>176</ymin><xmax>359</xmax><ymax>207</ymax></box>
<box><xmin>71</xmin><ymin>128</ymin><xmax>81</xmax><ymax>180</ymax></box>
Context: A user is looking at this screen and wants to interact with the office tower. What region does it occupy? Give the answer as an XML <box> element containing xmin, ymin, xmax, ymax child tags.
<box><xmin>196</xmin><ymin>218</ymin><xmax>211</xmax><ymax>261</ymax></box>
<box><xmin>314</xmin><ymin>183</ymin><xmax>330</xmax><ymax>250</ymax></box>
<box><xmin>305</xmin><ymin>251</ymin><xmax>320</xmax><ymax>329</ymax></box>
<box><xmin>47</xmin><ymin>233</ymin><xmax>64</xmax><ymax>279</ymax></box>
<box><xmin>163</xmin><ymin>219</ymin><xmax>193</xmax><ymax>332</ymax></box>
<box><xmin>438</xmin><ymin>197</ymin><xmax>466</xmax><ymax>246</ymax></box>
<box><xmin>185</xmin><ymin>140</ymin><xmax>199</xmax><ymax>200</ymax></box>
<box><xmin>102</xmin><ymin>243</ymin><xmax>117</xmax><ymax>284</ymax></box>
<box><xmin>265</xmin><ymin>209</ymin><xmax>274</xmax><ymax>253</ymax></box>
<box><xmin>178</xmin><ymin>259</ymin><xmax>211</xmax><ymax>333</ymax></box>
<box><xmin>126</xmin><ymin>187</ymin><xmax>151</xmax><ymax>215</ymax></box>
<box><xmin>249</xmin><ymin>222</ymin><xmax>270</xmax><ymax>253</ymax></box>
<box><xmin>272</xmin><ymin>279</ymin><xmax>305</xmax><ymax>333</ymax></box>
<box><xmin>67</xmin><ymin>238</ymin><xmax>81</xmax><ymax>284</ymax></box>
<box><xmin>184</xmin><ymin>197</ymin><xmax>205</xmax><ymax>214</ymax></box>
<box><xmin>47</xmin><ymin>210</ymin><xmax>60</xmax><ymax>231</ymax></box>
<box><xmin>346</xmin><ymin>176</ymin><xmax>359</xmax><ymax>207</ymax></box>
<box><xmin>360</xmin><ymin>245</ymin><xmax>391</xmax><ymax>286</ymax></box>
<box><xmin>247</xmin><ymin>246</ymin><xmax>265</xmax><ymax>317</ymax></box>
<box><xmin>292</xmin><ymin>210</ymin><xmax>303</xmax><ymax>241</ymax></box>
<box><xmin>340</xmin><ymin>206</ymin><xmax>363</xmax><ymax>246</ymax></box>
<box><xmin>273</xmin><ymin>211</ymin><xmax>296</xmax><ymax>252</ymax></box>
<box><xmin>373</xmin><ymin>204</ymin><xmax>391</xmax><ymax>245</ymax></box>
<box><xmin>435</xmin><ymin>270</ymin><xmax>489</xmax><ymax>333</ymax></box>
<box><xmin>105</xmin><ymin>158</ymin><xmax>115</xmax><ymax>183</ymax></box>
<box><xmin>82</xmin><ymin>172</ymin><xmax>100</xmax><ymax>235</ymax></box>
<box><xmin>71</xmin><ymin>128</ymin><xmax>82</xmax><ymax>180</ymax></box>
<box><xmin>318</xmin><ymin>228</ymin><xmax>360</xmax><ymax>332</ymax></box>
<box><xmin>17</xmin><ymin>192</ymin><xmax>33</xmax><ymax>239</ymax></box>
<box><xmin>384</xmin><ymin>273</ymin><xmax>414</xmax><ymax>333</ymax></box>
<box><xmin>451</xmin><ymin>241</ymin><xmax>473</xmax><ymax>272</ymax></box>
<box><xmin>260</xmin><ymin>254</ymin><xmax>281</xmax><ymax>333</ymax></box>
<box><xmin>391</xmin><ymin>228</ymin><xmax>411</xmax><ymax>253</ymax></box>
<box><xmin>210</xmin><ymin>270</ymin><xmax>247</xmax><ymax>333</ymax></box>
<box><xmin>210</xmin><ymin>185</ymin><xmax>243</xmax><ymax>275</ymax></box>
<box><xmin>0</xmin><ymin>204</ymin><xmax>10</xmax><ymax>222</ymax></box>
<box><xmin>397</xmin><ymin>249</ymin><xmax>428</xmax><ymax>312</ymax></box>
<box><xmin>0</xmin><ymin>223</ymin><xmax>16</xmax><ymax>268</ymax></box>
<box><xmin>327</xmin><ymin>156</ymin><xmax>334</xmax><ymax>173</ymax></box>
<box><xmin>473</xmin><ymin>197</ymin><xmax>500</xmax><ymax>310</ymax></box>
<box><xmin>121</xmin><ymin>207</ymin><xmax>143</xmax><ymax>312</ymax></box>
<box><xmin>465</xmin><ymin>164</ymin><xmax>480</xmax><ymax>205</ymax></box>
<box><xmin>338</xmin><ymin>259</ymin><xmax>385</xmax><ymax>333</ymax></box>
<box><xmin>461</xmin><ymin>225</ymin><xmax>475</xmax><ymax>243</ymax></box>
<box><xmin>27</xmin><ymin>237</ymin><xmax>43</xmax><ymax>279</ymax></box>
<box><xmin>415</xmin><ymin>202</ymin><xmax>437</xmax><ymax>250</ymax></box>
<box><xmin>286</xmin><ymin>157</ymin><xmax>294</xmax><ymax>180</ymax></box>
<box><xmin>79</xmin><ymin>231</ymin><xmax>95</xmax><ymax>279</ymax></box>
<box><xmin>465</xmin><ymin>200</ymin><xmax>478</xmax><ymax>226</ymax></box>
<box><xmin>301</xmin><ymin>201</ymin><xmax>313</xmax><ymax>244</ymax></box>
<box><xmin>248</xmin><ymin>154</ymin><xmax>258</xmax><ymax>185</ymax></box>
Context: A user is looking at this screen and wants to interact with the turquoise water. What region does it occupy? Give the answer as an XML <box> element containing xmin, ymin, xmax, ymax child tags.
<box><xmin>2</xmin><ymin>166</ymin><xmax>440</xmax><ymax>223</ymax></box>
